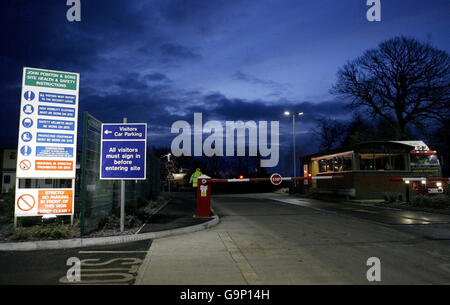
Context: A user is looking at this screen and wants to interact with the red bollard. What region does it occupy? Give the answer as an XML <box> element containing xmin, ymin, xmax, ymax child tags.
<box><xmin>196</xmin><ymin>176</ymin><xmax>211</xmax><ymax>217</ymax></box>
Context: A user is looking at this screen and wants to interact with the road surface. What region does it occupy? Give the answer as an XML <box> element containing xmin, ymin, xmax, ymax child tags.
<box><xmin>137</xmin><ymin>193</ymin><xmax>450</xmax><ymax>284</ymax></box>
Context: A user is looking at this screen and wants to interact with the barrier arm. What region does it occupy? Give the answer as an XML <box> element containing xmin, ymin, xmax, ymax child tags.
<box><xmin>196</xmin><ymin>175</ymin><xmax>344</xmax><ymax>217</ymax></box>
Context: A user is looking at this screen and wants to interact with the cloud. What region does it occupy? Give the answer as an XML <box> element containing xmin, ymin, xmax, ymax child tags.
<box><xmin>159</xmin><ymin>43</ymin><xmax>202</xmax><ymax>61</ymax></box>
<box><xmin>144</xmin><ymin>72</ymin><xmax>171</xmax><ymax>82</ymax></box>
<box><xmin>234</xmin><ymin>71</ymin><xmax>288</xmax><ymax>89</ymax></box>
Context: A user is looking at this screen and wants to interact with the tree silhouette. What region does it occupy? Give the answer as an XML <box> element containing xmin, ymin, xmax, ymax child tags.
<box><xmin>332</xmin><ymin>36</ymin><xmax>450</xmax><ymax>138</ymax></box>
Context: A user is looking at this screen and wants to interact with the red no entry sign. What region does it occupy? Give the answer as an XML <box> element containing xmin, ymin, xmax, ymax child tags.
<box><xmin>19</xmin><ymin>159</ymin><xmax>32</xmax><ymax>170</ymax></box>
<box><xmin>17</xmin><ymin>194</ymin><xmax>35</xmax><ymax>211</ymax></box>
<box><xmin>270</xmin><ymin>173</ymin><xmax>282</xmax><ymax>185</ymax></box>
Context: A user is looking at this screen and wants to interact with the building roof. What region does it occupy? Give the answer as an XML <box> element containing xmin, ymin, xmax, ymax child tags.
<box><xmin>301</xmin><ymin>141</ymin><xmax>421</xmax><ymax>160</ymax></box>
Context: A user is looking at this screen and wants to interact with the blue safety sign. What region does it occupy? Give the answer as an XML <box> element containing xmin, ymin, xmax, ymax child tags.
<box><xmin>22</xmin><ymin>118</ymin><xmax>33</xmax><ymax>128</ymax></box>
<box><xmin>20</xmin><ymin>145</ymin><xmax>32</xmax><ymax>156</ymax></box>
<box><xmin>21</xmin><ymin>132</ymin><xmax>33</xmax><ymax>142</ymax></box>
<box><xmin>24</xmin><ymin>91</ymin><xmax>35</xmax><ymax>101</ymax></box>
<box><xmin>100</xmin><ymin>123</ymin><xmax>147</xmax><ymax>180</ymax></box>
<box><xmin>23</xmin><ymin>104</ymin><xmax>34</xmax><ymax>115</ymax></box>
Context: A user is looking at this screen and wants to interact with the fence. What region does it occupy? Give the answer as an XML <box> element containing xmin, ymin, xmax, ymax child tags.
<box><xmin>79</xmin><ymin>112</ymin><xmax>160</xmax><ymax>236</ymax></box>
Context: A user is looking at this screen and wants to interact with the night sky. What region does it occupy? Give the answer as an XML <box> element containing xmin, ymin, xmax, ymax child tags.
<box><xmin>1</xmin><ymin>1</ymin><xmax>449</xmax><ymax>174</ymax></box>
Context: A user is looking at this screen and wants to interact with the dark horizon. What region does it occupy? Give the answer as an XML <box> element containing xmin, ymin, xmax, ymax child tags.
<box><xmin>1</xmin><ymin>1</ymin><xmax>449</xmax><ymax>176</ymax></box>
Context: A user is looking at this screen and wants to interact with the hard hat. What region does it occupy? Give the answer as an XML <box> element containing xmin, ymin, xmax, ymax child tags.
<box><xmin>196</xmin><ymin>168</ymin><xmax>200</xmax><ymax>171</ymax></box>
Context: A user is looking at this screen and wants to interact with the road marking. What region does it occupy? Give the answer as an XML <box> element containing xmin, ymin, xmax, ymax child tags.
<box><xmin>81</xmin><ymin>258</ymin><xmax>142</xmax><ymax>266</ymax></box>
<box><xmin>218</xmin><ymin>231</ymin><xmax>262</xmax><ymax>285</ymax></box>
<box><xmin>60</xmin><ymin>257</ymin><xmax>144</xmax><ymax>285</ymax></box>
<box><xmin>78</xmin><ymin>251</ymin><xmax>149</xmax><ymax>254</ymax></box>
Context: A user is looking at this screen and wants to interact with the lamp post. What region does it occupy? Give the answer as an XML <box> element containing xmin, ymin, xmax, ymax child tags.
<box><xmin>284</xmin><ymin>111</ymin><xmax>304</xmax><ymax>182</ymax></box>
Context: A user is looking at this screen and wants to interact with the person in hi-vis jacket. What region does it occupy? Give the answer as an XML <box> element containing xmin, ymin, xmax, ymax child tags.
<box><xmin>189</xmin><ymin>168</ymin><xmax>203</xmax><ymax>196</ymax></box>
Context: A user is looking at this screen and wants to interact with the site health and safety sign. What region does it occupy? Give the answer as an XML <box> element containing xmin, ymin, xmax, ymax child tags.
<box><xmin>100</xmin><ymin>123</ymin><xmax>147</xmax><ymax>180</ymax></box>
<box><xmin>16</xmin><ymin>67</ymin><xmax>79</xmax><ymax>179</ymax></box>
<box><xmin>15</xmin><ymin>67</ymin><xmax>79</xmax><ymax>217</ymax></box>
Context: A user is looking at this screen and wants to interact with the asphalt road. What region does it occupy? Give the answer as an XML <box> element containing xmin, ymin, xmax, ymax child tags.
<box><xmin>138</xmin><ymin>193</ymin><xmax>450</xmax><ymax>284</ymax></box>
<box><xmin>2</xmin><ymin>193</ymin><xmax>450</xmax><ymax>285</ymax></box>
<box><xmin>0</xmin><ymin>240</ymin><xmax>151</xmax><ymax>285</ymax></box>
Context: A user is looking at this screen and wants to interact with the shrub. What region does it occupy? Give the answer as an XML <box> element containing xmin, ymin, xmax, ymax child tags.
<box><xmin>97</xmin><ymin>214</ymin><xmax>120</xmax><ymax>230</ymax></box>
<box><xmin>125</xmin><ymin>215</ymin><xmax>142</xmax><ymax>228</ymax></box>
<box><xmin>9</xmin><ymin>228</ymin><xmax>31</xmax><ymax>241</ymax></box>
<box><xmin>384</xmin><ymin>193</ymin><xmax>399</xmax><ymax>203</ymax></box>
<box><xmin>429</xmin><ymin>195</ymin><xmax>450</xmax><ymax>209</ymax></box>
<box><xmin>1</xmin><ymin>188</ymin><xmax>15</xmax><ymax>223</ymax></box>
<box><xmin>411</xmin><ymin>195</ymin><xmax>431</xmax><ymax>207</ymax></box>
<box><xmin>411</xmin><ymin>194</ymin><xmax>450</xmax><ymax>209</ymax></box>
<box><xmin>388</xmin><ymin>194</ymin><xmax>397</xmax><ymax>203</ymax></box>
<box><xmin>31</xmin><ymin>224</ymin><xmax>70</xmax><ymax>239</ymax></box>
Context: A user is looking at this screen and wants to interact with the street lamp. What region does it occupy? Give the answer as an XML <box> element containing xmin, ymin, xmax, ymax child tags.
<box><xmin>284</xmin><ymin>111</ymin><xmax>304</xmax><ymax>179</ymax></box>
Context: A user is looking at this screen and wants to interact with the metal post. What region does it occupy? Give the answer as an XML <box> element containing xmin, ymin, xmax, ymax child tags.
<box><xmin>71</xmin><ymin>178</ymin><xmax>75</xmax><ymax>226</ymax></box>
<box><xmin>293</xmin><ymin>114</ymin><xmax>296</xmax><ymax>178</ymax></box>
<box><xmin>292</xmin><ymin>114</ymin><xmax>296</xmax><ymax>192</ymax></box>
<box><xmin>405</xmin><ymin>183</ymin><xmax>410</xmax><ymax>203</ymax></box>
<box><xmin>14</xmin><ymin>177</ymin><xmax>19</xmax><ymax>229</ymax></box>
<box><xmin>167</xmin><ymin>153</ymin><xmax>171</xmax><ymax>193</ymax></box>
<box><xmin>120</xmin><ymin>117</ymin><xmax>127</xmax><ymax>232</ymax></box>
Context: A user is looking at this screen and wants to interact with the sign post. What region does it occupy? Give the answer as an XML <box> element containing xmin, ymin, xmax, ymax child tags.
<box><xmin>100</xmin><ymin>121</ymin><xmax>147</xmax><ymax>232</ymax></box>
<box><xmin>15</xmin><ymin>67</ymin><xmax>79</xmax><ymax>226</ymax></box>
<box><xmin>120</xmin><ymin>118</ymin><xmax>127</xmax><ymax>232</ymax></box>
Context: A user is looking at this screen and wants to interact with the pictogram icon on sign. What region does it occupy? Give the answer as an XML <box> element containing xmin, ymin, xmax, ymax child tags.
<box><xmin>19</xmin><ymin>159</ymin><xmax>32</xmax><ymax>170</ymax></box>
<box><xmin>24</xmin><ymin>91</ymin><xmax>35</xmax><ymax>101</ymax></box>
<box><xmin>20</xmin><ymin>145</ymin><xmax>32</xmax><ymax>156</ymax></box>
<box><xmin>270</xmin><ymin>173</ymin><xmax>283</xmax><ymax>185</ymax></box>
<box><xmin>21</xmin><ymin>132</ymin><xmax>32</xmax><ymax>142</ymax></box>
<box><xmin>17</xmin><ymin>194</ymin><xmax>35</xmax><ymax>211</ymax></box>
<box><xmin>23</xmin><ymin>104</ymin><xmax>34</xmax><ymax>115</ymax></box>
<box><xmin>22</xmin><ymin>118</ymin><xmax>33</xmax><ymax>128</ymax></box>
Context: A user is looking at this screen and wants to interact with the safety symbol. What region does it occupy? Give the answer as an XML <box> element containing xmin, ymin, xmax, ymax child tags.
<box><xmin>22</xmin><ymin>118</ymin><xmax>33</xmax><ymax>128</ymax></box>
<box><xmin>21</xmin><ymin>132</ymin><xmax>32</xmax><ymax>142</ymax></box>
<box><xmin>23</xmin><ymin>104</ymin><xmax>34</xmax><ymax>115</ymax></box>
<box><xmin>19</xmin><ymin>159</ymin><xmax>32</xmax><ymax>170</ymax></box>
<box><xmin>24</xmin><ymin>91</ymin><xmax>35</xmax><ymax>101</ymax></box>
<box><xmin>200</xmin><ymin>185</ymin><xmax>208</xmax><ymax>197</ymax></box>
<box><xmin>20</xmin><ymin>145</ymin><xmax>32</xmax><ymax>156</ymax></box>
<box><xmin>17</xmin><ymin>194</ymin><xmax>35</xmax><ymax>212</ymax></box>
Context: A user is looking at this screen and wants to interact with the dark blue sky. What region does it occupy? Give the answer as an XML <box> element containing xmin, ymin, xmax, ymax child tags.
<box><xmin>1</xmin><ymin>0</ymin><xmax>449</xmax><ymax>173</ymax></box>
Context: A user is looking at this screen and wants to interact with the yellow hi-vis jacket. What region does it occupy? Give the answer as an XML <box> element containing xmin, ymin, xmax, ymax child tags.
<box><xmin>189</xmin><ymin>170</ymin><xmax>203</xmax><ymax>188</ymax></box>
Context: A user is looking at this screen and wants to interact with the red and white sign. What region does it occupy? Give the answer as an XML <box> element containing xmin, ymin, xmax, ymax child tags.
<box><xmin>166</xmin><ymin>161</ymin><xmax>174</xmax><ymax>171</ymax></box>
<box><xmin>15</xmin><ymin>188</ymin><xmax>74</xmax><ymax>217</ymax></box>
<box><xmin>19</xmin><ymin>159</ymin><xmax>32</xmax><ymax>171</ymax></box>
<box><xmin>16</xmin><ymin>194</ymin><xmax>35</xmax><ymax>212</ymax></box>
<box><xmin>270</xmin><ymin>173</ymin><xmax>283</xmax><ymax>185</ymax></box>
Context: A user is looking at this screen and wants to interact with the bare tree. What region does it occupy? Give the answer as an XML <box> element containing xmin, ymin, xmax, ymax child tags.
<box><xmin>332</xmin><ymin>36</ymin><xmax>450</xmax><ymax>137</ymax></box>
<box><xmin>312</xmin><ymin>117</ymin><xmax>345</xmax><ymax>151</ymax></box>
